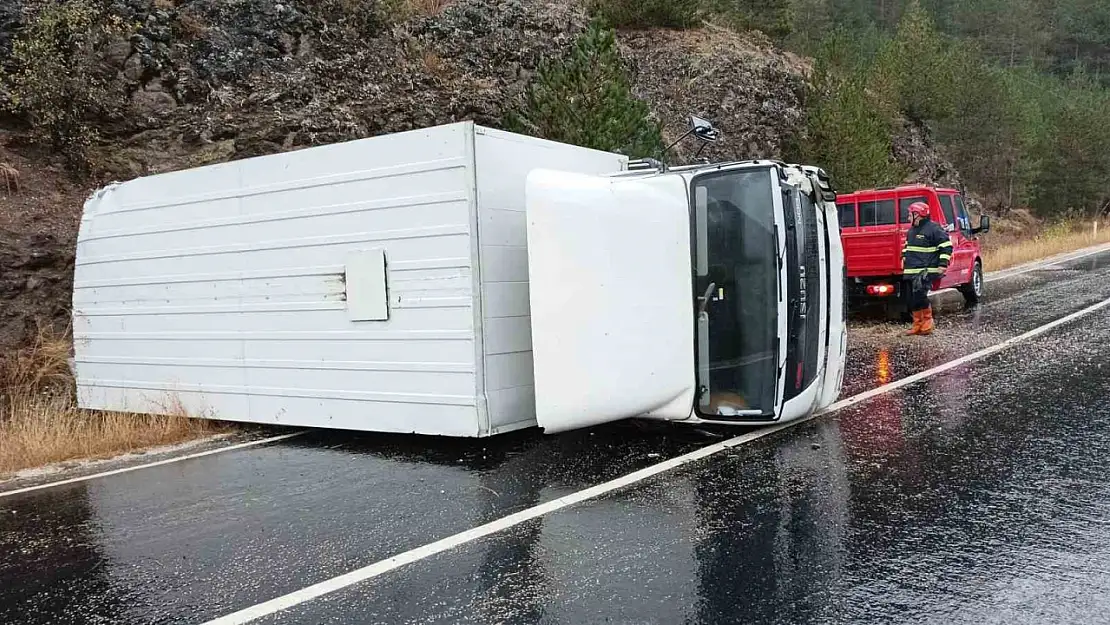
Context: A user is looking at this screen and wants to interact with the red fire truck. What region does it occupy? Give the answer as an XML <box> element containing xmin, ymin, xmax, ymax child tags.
<box><xmin>838</xmin><ymin>184</ymin><xmax>991</xmax><ymax>316</ymax></box>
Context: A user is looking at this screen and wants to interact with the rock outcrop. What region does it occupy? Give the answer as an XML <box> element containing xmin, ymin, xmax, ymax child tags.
<box><xmin>0</xmin><ymin>141</ymin><xmax>82</xmax><ymax>352</ymax></box>
<box><xmin>622</xmin><ymin>25</ymin><xmax>809</xmax><ymax>163</ymax></box>
<box><xmin>892</xmin><ymin>118</ymin><xmax>962</xmax><ymax>190</ymax></box>
<box><xmin>0</xmin><ymin>0</ymin><xmax>958</xmax><ymax>351</ymax></box>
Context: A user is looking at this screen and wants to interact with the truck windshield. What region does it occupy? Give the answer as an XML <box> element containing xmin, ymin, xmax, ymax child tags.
<box><xmin>692</xmin><ymin>168</ymin><xmax>779</xmax><ymax>418</ymax></box>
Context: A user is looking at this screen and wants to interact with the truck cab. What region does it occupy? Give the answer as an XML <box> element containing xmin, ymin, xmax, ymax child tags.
<box><xmin>837</xmin><ymin>185</ymin><xmax>990</xmax><ymax>312</ymax></box>
<box><xmin>526</xmin><ymin>159</ymin><xmax>848</xmax><ymax>433</ymax></box>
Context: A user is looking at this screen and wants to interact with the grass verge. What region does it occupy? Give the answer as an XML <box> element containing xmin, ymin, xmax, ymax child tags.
<box><xmin>981</xmin><ymin>218</ymin><xmax>1110</xmax><ymax>273</ymax></box>
<box><xmin>0</xmin><ymin>328</ymin><xmax>230</xmax><ymax>478</ymax></box>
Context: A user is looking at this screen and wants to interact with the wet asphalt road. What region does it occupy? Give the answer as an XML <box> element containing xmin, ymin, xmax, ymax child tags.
<box><xmin>261</xmin><ymin>307</ymin><xmax>1110</xmax><ymax>625</ymax></box>
<box><xmin>2</xmin><ymin>250</ymin><xmax>1110</xmax><ymax>625</ymax></box>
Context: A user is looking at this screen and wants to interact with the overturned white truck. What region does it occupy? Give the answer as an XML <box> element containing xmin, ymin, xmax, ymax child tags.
<box><xmin>72</xmin><ymin>120</ymin><xmax>846</xmax><ymax>437</ymax></box>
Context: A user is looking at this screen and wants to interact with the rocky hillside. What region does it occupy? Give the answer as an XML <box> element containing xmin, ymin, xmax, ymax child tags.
<box><xmin>0</xmin><ymin>0</ymin><xmax>956</xmax><ymax>352</ymax></box>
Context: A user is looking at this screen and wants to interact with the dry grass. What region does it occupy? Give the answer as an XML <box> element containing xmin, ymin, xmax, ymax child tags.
<box><xmin>418</xmin><ymin>47</ymin><xmax>450</xmax><ymax>79</ymax></box>
<box><xmin>981</xmin><ymin>218</ymin><xmax>1110</xmax><ymax>272</ymax></box>
<box><xmin>401</xmin><ymin>0</ymin><xmax>452</xmax><ymax>16</ymax></box>
<box><xmin>0</xmin><ymin>162</ymin><xmax>20</xmax><ymax>194</ymax></box>
<box><xmin>0</xmin><ymin>328</ymin><xmax>230</xmax><ymax>477</ymax></box>
<box><xmin>176</xmin><ymin>11</ymin><xmax>210</xmax><ymax>41</ymax></box>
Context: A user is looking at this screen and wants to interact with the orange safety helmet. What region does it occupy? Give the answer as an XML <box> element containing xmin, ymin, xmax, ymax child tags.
<box><xmin>908</xmin><ymin>202</ymin><xmax>931</xmax><ymax>220</ymax></box>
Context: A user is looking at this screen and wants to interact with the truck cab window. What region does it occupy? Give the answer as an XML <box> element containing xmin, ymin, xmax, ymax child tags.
<box><xmin>953</xmin><ymin>195</ymin><xmax>974</xmax><ymax>237</ymax></box>
<box><xmin>838</xmin><ymin>202</ymin><xmax>857</xmax><ymax>228</ymax></box>
<box><xmin>859</xmin><ymin>200</ymin><xmax>896</xmax><ymax>226</ymax></box>
<box><xmin>899</xmin><ymin>196</ymin><xmax>929</xmax><ymax>224</ymax></box>
<box><xmin>938</xmin><ymin>194</ymin><xmax>957</xmax><ymax>229</ymax></box>
<box><xmin>692</xmin><ymin>169</ymin><xmax>778</xmax><ymax>418</ymax></box>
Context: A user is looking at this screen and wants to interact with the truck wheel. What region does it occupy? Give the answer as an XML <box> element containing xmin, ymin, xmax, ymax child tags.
<box><xmin>884</xmin><ymin>301</ymin><xmax>911</xmax><ymax>322</ymax></box>
<box><xmin>959</xmin><ymin>261</ymin><xmax>983</xmax><ymax>305</ymax></box>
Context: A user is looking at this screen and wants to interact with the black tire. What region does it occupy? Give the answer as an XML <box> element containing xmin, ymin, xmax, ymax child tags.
<box><xmin>883</xmin><ymin>300</ymin><xmax>911</xmax><ymax>322</ymax></box>
<box><xmin>959</xmin><ymin>261</ymin><xmax>984</xmax><ymax>305</ymax></box>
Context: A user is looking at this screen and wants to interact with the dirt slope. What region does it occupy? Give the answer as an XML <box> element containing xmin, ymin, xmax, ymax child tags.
<box><xmin>0</xmin><ymin>138</ymin><xmax>85</xmax><ymax>352</ymax></box>
<box><xmin>0</xmin><ymin>0</ymin><xmax>956</xmax><ymax>351</ymax></box>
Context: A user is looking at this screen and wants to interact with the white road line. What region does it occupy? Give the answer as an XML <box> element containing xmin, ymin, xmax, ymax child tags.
<box><xmin>924</xmin><ymin>242</ymin><xmax>1110</xmax><ymax>299</ymax></box>
<box><xmin>202</xmin><ymin>296</ymin><xmax>1110</xmax><ymax>625</ymax></box>
<box><xmin>0</xmin><ymin>432</ymin><xmax>305</xmax><ymax>499</ymax></box>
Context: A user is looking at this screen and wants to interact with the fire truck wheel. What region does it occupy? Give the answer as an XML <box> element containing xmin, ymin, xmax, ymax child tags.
<box><xmin>959</xmin><ymin>261</ymin><xmax>983</xmax><ymax>306</ymax></box>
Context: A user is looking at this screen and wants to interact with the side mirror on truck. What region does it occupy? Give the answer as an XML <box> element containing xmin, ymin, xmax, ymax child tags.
<box><xmin>974</xmin><ymin>215</ymin><xmax>991</xmax><ymax>235</ymax></box>
<box><xmin>690</xmin><ymin>115</ymin><xmax>721</xmax><ymax>142</ymax></box>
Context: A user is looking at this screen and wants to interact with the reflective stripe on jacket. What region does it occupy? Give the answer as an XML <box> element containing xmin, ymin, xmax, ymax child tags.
<box><xmin>903</xmin><ymin>219</ymin><xmax>952</xmax><ymax>276</ymax></box>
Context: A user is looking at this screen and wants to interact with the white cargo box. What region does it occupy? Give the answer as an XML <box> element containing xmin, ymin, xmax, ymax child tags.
<box><xmin>73</xmin><ymin>122</ymin><xmax>628</xmax><ymax>437</ymax></box>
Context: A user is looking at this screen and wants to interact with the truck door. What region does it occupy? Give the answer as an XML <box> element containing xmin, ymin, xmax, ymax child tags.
<box><xmin>691</xmin><ymin>167</ymin><xmax>785</xmax><ymax>421</ymax></box>
<box><xmin>525</xmin><ymin>169</ymin><xmax>696</xmax><ymax>434</ymax></box>
<box><xmin>952</xmin><ymin>194</ymin><xmax>979</xmax><ymax>284</ymax></box>
<box><xmin>936</xmin><ymin>193</ymin><xmax>965</xmax><ymax>289</ymax></box>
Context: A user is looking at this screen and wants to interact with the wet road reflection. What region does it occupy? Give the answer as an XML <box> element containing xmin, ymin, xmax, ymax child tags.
<box><xmin>841</xmin><ymin>249</ymin><xmax>1110</xmax><ymax>397</ymax></box>
<box><xmin>0</xmin><ymin>488</ymin><xmax>130</xmax><ymax>624</ymax></box>
<box><xmin>875</xmin><ymin>347</ymin><xmax>891</xmax><ymax>385</ymax></box>
<box><xmin>264</xmin><ymin>308</ymin><xmax>1110</xmax><ymax>624</ymax></box>
<box><xmin>0</xmin><ymin>421</ymin><xmax>720</xmax><ymax>623</ymax></box>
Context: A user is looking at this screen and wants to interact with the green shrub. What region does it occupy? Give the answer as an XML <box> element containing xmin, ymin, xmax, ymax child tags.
<box><xmin>785</xmin><ymin>0</ymin><xmax>1110</xmax><ymax>218</ymax></box>
<box><xmin>585</xmin><ymin>0</ymin><xmax>700</xmax><ymax>29</ymax></box>
<box><xmin>789</xmin><ymin>32</ymin><xmax>905</xmax><ymax>191</ymax></box>
<box><xmin>505</xmin><ymin>21</ymin><xmax>664</xmax><ymax>159</ymax></box>
<box><xmin>1</xmin><ymin>0</ymin><xmax>133</xmax><ymax>173</ymax></box>
<box><xmin>704</xmin><ymin>0</ymin><xmax>794</xmax><ymax>39</ymax></box>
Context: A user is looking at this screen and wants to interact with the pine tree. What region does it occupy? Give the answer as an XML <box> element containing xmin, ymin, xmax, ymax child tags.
<box><xmin>873</xmin><ymin>0</ymin><xmax>958</xmax><ymax>123</ymax></box>
<box><xmin>706</xmin><ymin>0</ymin><xmax>794</xmax><ymax>39</ymax></box>
<box><xmin>1030</xmin><ymin>69</ymin><xmax>1110</xmax><ymax>216</ymax></box>
<box><xmin>505</xmin><ymin>21</ymin><xmax>663</xmax><ymax>159</ymax></box>
<box><xmin>791</xmin><ymin>32</ymin><xmax>906</xmax><ymax>191</ymax></box>
<box><xmin>585</xmin><ymin>0</ymin><xmax>699</xmax><ymax>29</ymax></box>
